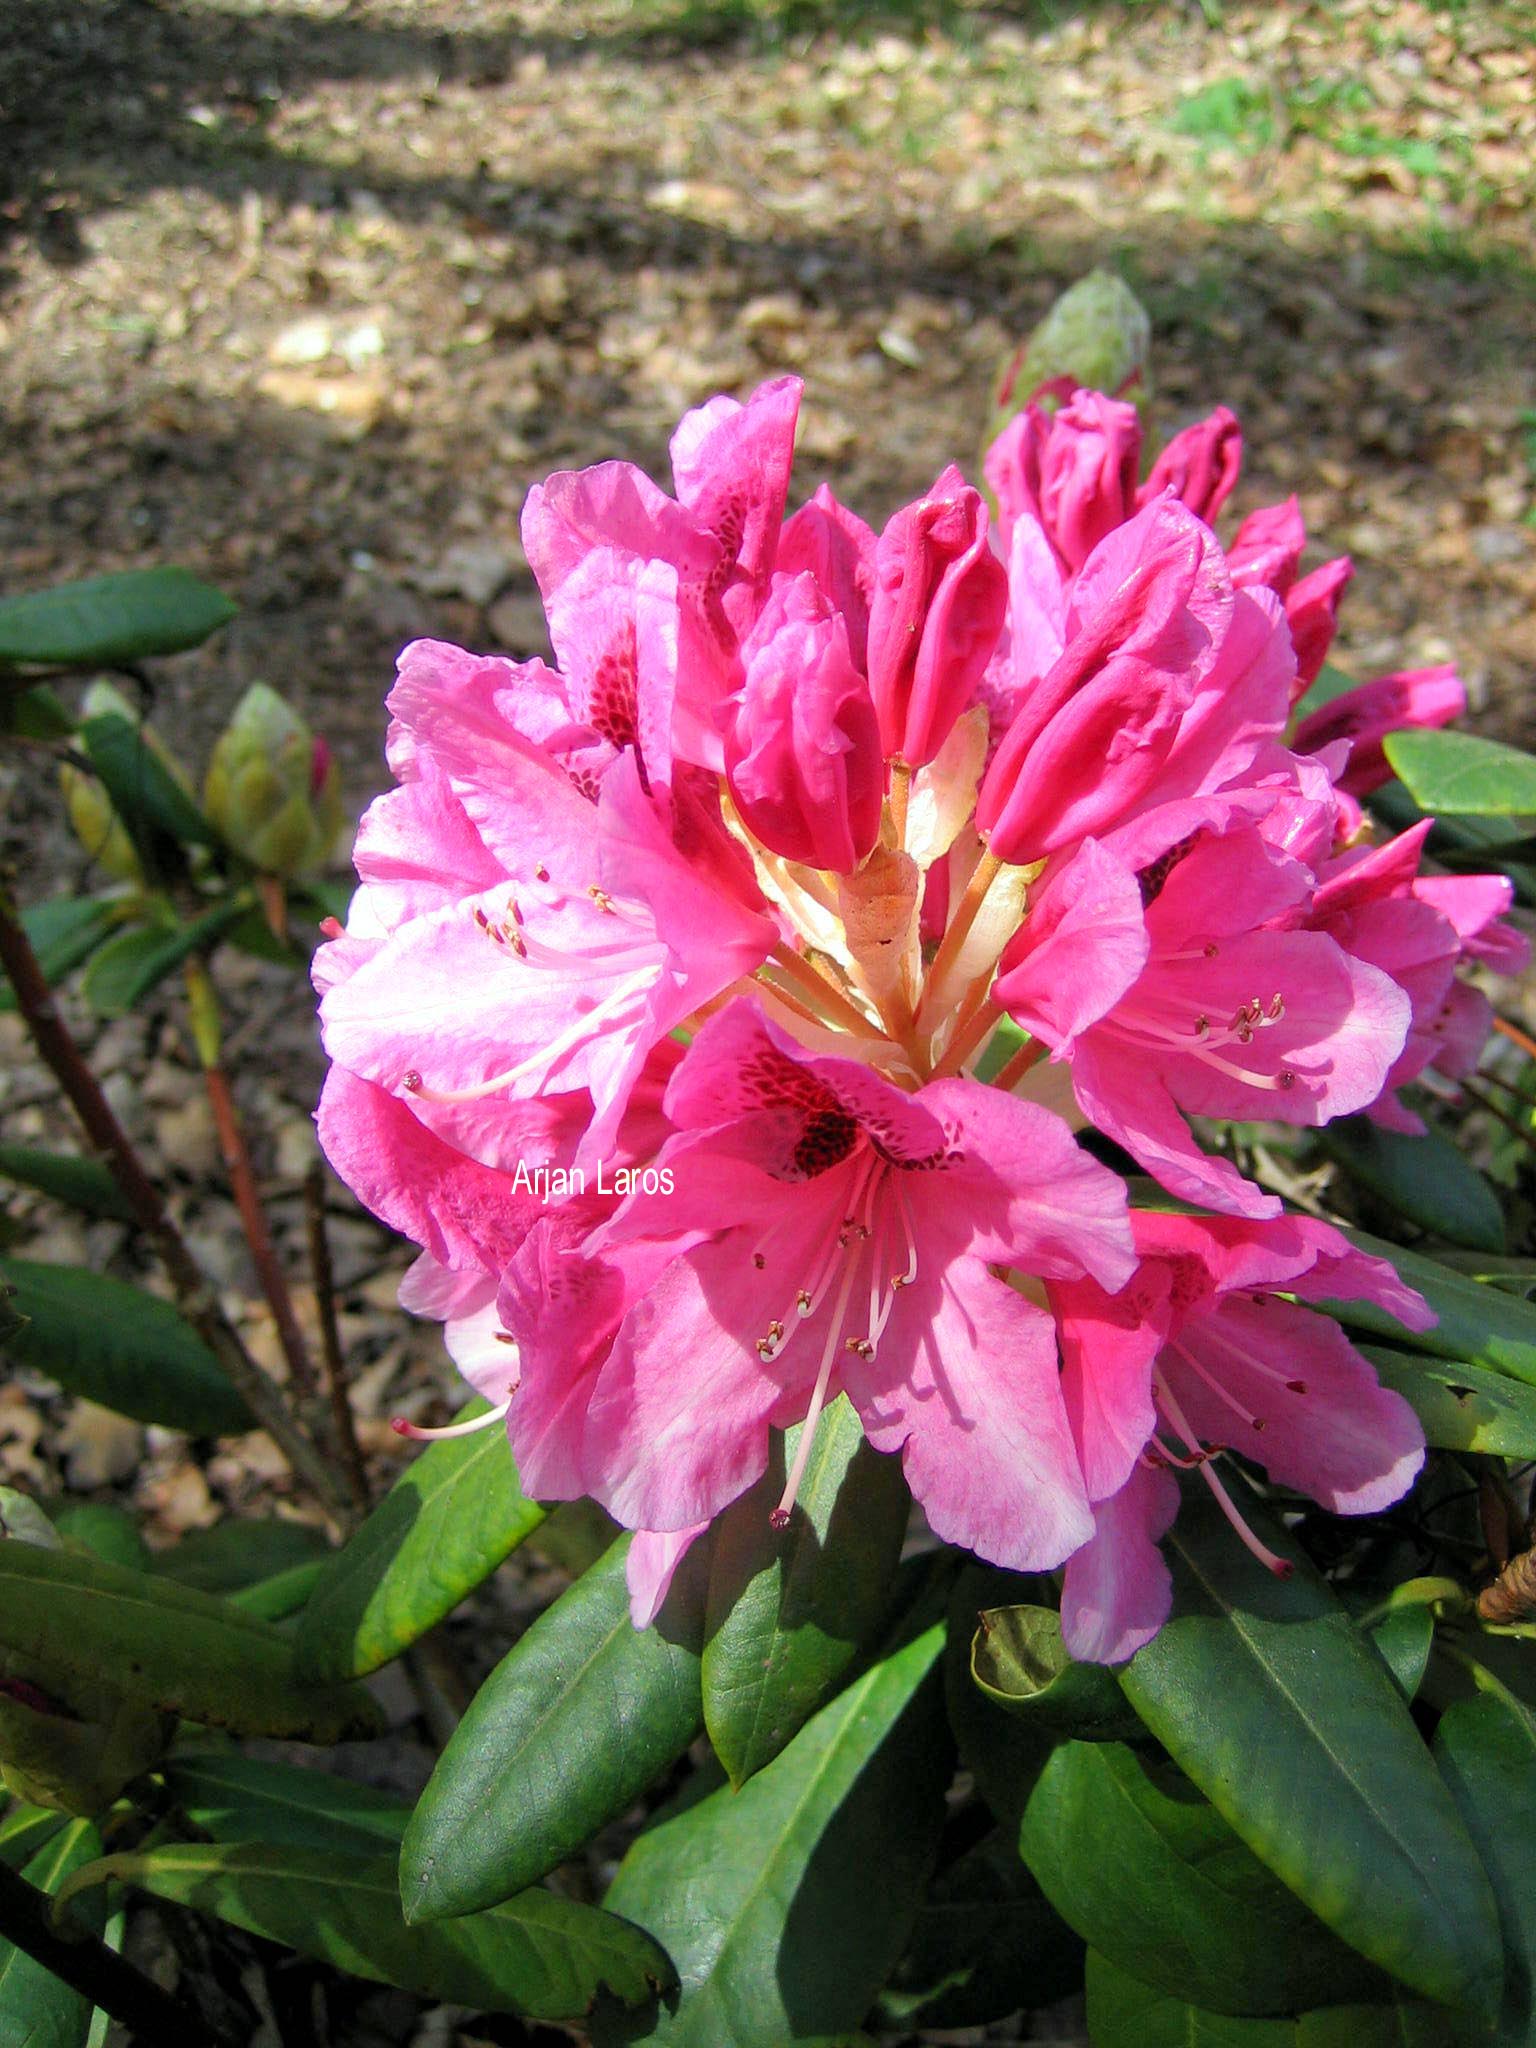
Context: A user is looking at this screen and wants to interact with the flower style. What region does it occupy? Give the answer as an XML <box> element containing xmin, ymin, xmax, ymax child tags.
<box><xmin>316</xmin><ymin>374</ymin><xmax>1517</xmax><ymax>1654</ymax></box>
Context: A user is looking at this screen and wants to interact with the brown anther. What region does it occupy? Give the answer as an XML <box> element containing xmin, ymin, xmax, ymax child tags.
<box><xmin>403</xmin><ymin>1069</ymin><xmax>423</xmax><ymax>1093</ymax></box>
<box><xmin>588</xmin><ymin>886</ymin><xmax>615</xmax><ymax>912</ymax></box>
<box><xmin>495</xmin><ymin>1330</ymin><xmax>517</xmax><ymax>1344</ymax></box>
<box><xmin>844</xmin><ymin>1337</ymin><xmax>875</xmax><ymax>1359</ymax></box>
<box><xmin>1277</xmin><ymin>1069</ymin><xmax>1295</xmax><ymax>1090</ymax></box>
<box><xmin>890</xmin><ymin>1273</ymin><xmax>909</xmax><ymax>1289</ymax></box>
<box><xmin>752</xmin><ymin>1252</ymin><xmax>766</xmax><ymax>1270</ymax></box>
<box><xmin>1251</xmin><ymin>1418</ymin><xmax>1268</xmax><ymax>1432</ymax></box>
<box><xmin>1286</xmin><ymin>1378</ymin><xmax>1307</xmax><ymax>1394</ymax></box>
<box><xmin>534</xmin><ymin>862</ymin><xmax>550</xmax><ymax>882</ymax></box>
<box><xmin>1204</xmin><ymin>942</ymin><xmax>1219</xmax><ymax>958</ymax></box>
<box><xmin>1268</xmin><ymin>993</ymin><xmax>1285</xmax><ymax>1019</ymax></box>
<box><xmin>509</xmin><ymin>931</ymin><xmax>528</xmax><ymax>958</ymax></box>
<box><xmin>797</xmin><ymin>1289</ymin><xmax>813</xmax><ymax>1313</ymax></box>
<box><xmin>473</xmin><ymin>906</ymin><xmax>491</xmax><ymax>930</ymax></box>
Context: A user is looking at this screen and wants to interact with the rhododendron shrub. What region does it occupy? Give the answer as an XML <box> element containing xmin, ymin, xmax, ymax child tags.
<box><xmin>316</xmin><ymin>375</ymin><xmax>1523</xmax><ymax>1663</ymax></box>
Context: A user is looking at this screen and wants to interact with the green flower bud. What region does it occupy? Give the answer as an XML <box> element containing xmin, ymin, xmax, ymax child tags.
<box><xmin>987</xmin><ymin>270</ymin><xmax>1153</xmax><ymax>451</ymax></box>
<box><xmin>204</xmin><ymin>683</ymin><xmax>341</xmax><ymax>879</ymax></box>
<box><xmin>57</xmin><ymin>681</ymin><xmax>150</xmax><ymax>883</ymax></box>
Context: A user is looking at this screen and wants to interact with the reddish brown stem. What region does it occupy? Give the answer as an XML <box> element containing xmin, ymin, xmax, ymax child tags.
<box><xmin>304</xmin><ymin>1158</ymin><xmax>371</xmax><ymax>1513</ymax></box>
<box><xmin>0</xmin><ymin>884</ymin><xmax>345</xmax><ymax>1520</ymax></box>
<box><xmin>1460</xmin><ymin>1074</ymin><xmax>1536</xmax><ymax>1155</ymax></box>
<box><xmin>1495</xmin><ymin>1015</ymin><xmax>1536</xmax><ymax>1064</ymax></box>
<box><xmin>202</xmin><ymin>1059</ymin><xmax>317</xmax><ymax>1400</ymax></box>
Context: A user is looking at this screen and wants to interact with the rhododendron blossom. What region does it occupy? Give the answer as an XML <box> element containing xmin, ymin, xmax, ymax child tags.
<box><xmin>316</xmin><ymin>374</ymin><xmax>1523</xmax><ymax>1657</ymax></box>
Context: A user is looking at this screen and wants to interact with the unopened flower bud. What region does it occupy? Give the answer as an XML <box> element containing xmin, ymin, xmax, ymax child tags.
<box><xmin>987</xmin><ymin>269</ymin><xmax>1152</xmax><ymax>451</ymax></box>
<box><xmin>58</xmin><ymin>679</ymin><xmax>189</xmax><ymax>884</ymax></box>
<box><xmin>205</xmin><ymin>682</ymin><xmax>342</xmax><ymax>877</ymax></box>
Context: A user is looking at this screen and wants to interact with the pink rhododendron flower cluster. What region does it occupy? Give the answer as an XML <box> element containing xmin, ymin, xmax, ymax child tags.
<box><xmin>315</xmin><ymin>377</ymin><xmax>1525</xmax><ymax>1661</ymax></box>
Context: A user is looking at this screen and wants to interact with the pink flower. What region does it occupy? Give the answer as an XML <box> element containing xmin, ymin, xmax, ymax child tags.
<box><xmin>313</xmin><ymin>376</ymin><xmax>1504</xmax><ymax>1650</ymax></box>
<box><xmin>1053</xmin><ymin>1211</ymin><xmax>1429</xmax><ymax>1661</ymax></box>
<box><xmin>1294</xmin><ymin>664</ymin><xmax>1466</xmax><ymax>795</ymax></box>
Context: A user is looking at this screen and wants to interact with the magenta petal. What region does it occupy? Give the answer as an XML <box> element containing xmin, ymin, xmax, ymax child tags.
<box><xmin>1060</xmin><ymin>1461</ymin><xmax>1180</xmax><ymax>1665</ymax></box>
<box><xmin>855</xmin><ymin>1257</ymin><xmax>1094</xmax><ymax>1572</ymax></box>
<box><xmin>1137</xmin><ymin>407</ymin><xmax>1242</xmax><ymax>523</ymax></box>
<box><xmin>995</xmin><ymin>841</ymin><xmax>1149</xmax><ymax>1050</ymax></box>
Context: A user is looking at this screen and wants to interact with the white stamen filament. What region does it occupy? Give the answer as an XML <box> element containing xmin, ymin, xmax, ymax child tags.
<box><xmin>772</xmin><ymin>1256</ymin><xmax>861</xmax><ymax>1528</ymax></box>
<box><xmin>1155</xmin><ymin>1373</ymin><xmax>1293</xmax><ymax>1578</ymax></box>
<box><xmin>405</xmin><ymin>966</ymin><xmax>655</xmax><ymax>1104</ymax></box>
<box><xmin>392</xmin><ymin>1397</ymin><xmax>512</xmax><ymax>1441</ymax></box>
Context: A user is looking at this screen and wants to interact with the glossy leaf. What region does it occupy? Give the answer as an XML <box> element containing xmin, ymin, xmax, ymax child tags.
<box><xmin>62</xmin><ymin>1844</ymin><xmax>671</xmax><ymax>2021</ymax></box>
<box><xmin>165</xmin><ymin>1752</ymin><xmax>411</xmax><ymax>1855</ymax></box>
<box><xmin>1022</xmin><ymin>1741</ymin><xmax>1386</xmax><ymax>2015</ymax></box>
<box><xmin>80</xmin><ymin>897</ymin><xmax>246</xmax><ymax>1016</ymax></box>
<box><xmin>78</xmin><ymin>711</ymin><xmax>213</xmax><ymax>850</ymax></box>
<box><xmin>226</xmin><ymin>1558</ymin><xmax>324</xmax><ymax>1622</ymax></box>
<box><xmin>0</xmin><ymin>569</ymin><xmax>235</xmax><ymax>668</ymax></box>
<box><xmin>0</xmin><ymin>1258</ymin><xmax>252</xmax><ymax>1436</ymax></box>
<box><xmin>1384</xmin><ymin>727</ymin><xmax>1536</xmax><ymax>817</ymax></box>
<box><xmin>401</xmin><ymin>1537</ymin><xmax>704</xmax><ymax>1924</ymax></box>
<box><xmin>0</xmin><ymin>1539</ymin><xmax>380</xmax><ymax>1743</ymax></box>
<box><xmin>1434</xmin><ymin>1689</ymin><xmax>1536</xmax><ymax>2043</ymax></box>
<box><xmin>970</xmin><ymin>1602</ymin><xmax>1143</xmax><ymax>1741</ymax></box>
<box><xmin>1363</xmin><ymin>1345</ymin><xmax>1536</xmax><ymax>1459</ymax></box>
<box><xmin>598</xmin><ymin>1620</ymin><xmax>950</xmax><ymax>2047</ymax></box>
<box><xmin>0</xmin><ymin>1146</ymin><xmax>136</xmax><ymax>1224</ymax></box>
<box><xmin>1330</xmin><ymin>1233</ymin><xmax>1536</xmax><ymax>1389</ymax></box>
<box><xmin>1320</xmin><ymin>1118</ymin><xmax>1505</xmax><ymax>1253</ymax></box>
<box><xmin>942</xmin><ymin>1564</ymin><xmax>1059</xmax><ymax>1835</ymax></box>
<box><xmin>0</xmin><ymin>1802</ymin><xmax>65</xmax><ymax>1869</ymax></box>
<box><xmin>296</xmin><ymin>1401</ymin><xmax>545</xmax><ymax>1683</ymax></box>
<box><xmin>1364</xmin><ymin>1601</ymin><xmax>1435</xmax><ymax>1705</ymax></box>
<box><xmin>0</xmin><ymin>1819</ymin><xmax>105</xmax><ymax>2048</ymax></box>
<box><xmin>155</xmin><ymin>1518</ymin><xmax>330</xmax><ymax>1594</ymax></box>
<box><xmin>1117</xmin><ymin>1490</ymin><xmax>1503</xmax><ymax>2017</ymax></box>
<box><xmin>1085</xmin><ymin>1951</ymin><xmax>1296</xmax><ymax>2047</ymax></box>
<box><xmin>875</xmin><ymin>1831</ymin><xmax>1081</xmax><ymax>2031</ymax></box>
<box><xmin>702</xmin><ymin>1396</ymin><xmax>909</xmax><ymax>1785</ymax></box>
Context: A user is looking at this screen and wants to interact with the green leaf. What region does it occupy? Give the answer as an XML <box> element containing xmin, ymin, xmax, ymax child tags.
<box><xmin>1294</xmin><ymin>2001</ymin><xmax>1483</xmax><ymax>2047</ymax></box>
<box><xmin>0</xmin><ymin>1540</ymin><xmax>380</xmax><ymax>1743</ymax></box>
<box><xmin>1363</xmin><ymin>1345</ymin><xmax>1536</xmax><ymax>1458</ymax></box>
<box><xmin>942</xmin><ymin>1564</ymin><xmax>1059</xmax><ymax>1835</ymax></box>
<box><xmin>0</xmin><ymin>569</ymin><xmax>236</xmax><ymax>668</ymax></box>
<box><xmin>1384</xmin><ymin>727</ymin><xmax>1536</xmax><ymax>817</ymax></box>
<box><xmin>0</xmin><ymin>1802</ymin><xmax>65</xmax><ymax>1869</ymax></box>
<box><xmin>295</xmin><ymin>1401</ymin><xmax>545</xmax><ymax>1683</ymax></box>
<box><xmin>1434</xmin><ymin>1689</ymin><xmax>1536</xmax><ymax>2042</ymax></box>
<box><xmin>1117</xmin><ymin>1489</ymin><xmax>1503</xmax><ymax>2016</ymax></box>
<box><xmin>1320</xmin><ymin>1119</ymin><xmax>1505</xmax><ymax>1253</ymax></box>
<box><xmin>0</xmin><ymin>898</ymin><xmax>120</xmax><ymax>1012</ymax></box>
<box><xmin>0</xmin><ymin>1259</ymin><xmax>253</xmax><ymax>1436</ymax></box>
<box><xmin>1022</xmin><ymin>1742</ymin><xmax>1386</xmax><ymax>2015</ymax></box>
<box><xmin>1330</xmin><ymin>1232</ymin><xmax>1536</xmax><ymax>1390</ymax></box>
<box><xmin>154</xmin><ymin>1518</ymin><xmax>330</xmax><ymax>1594</ymax></box>
<box><xmin>1364</xmin><ymin>1602</ymin><xmax>1435</xmax><ymax>1704</ymax></box>
<box><xmin>0</xmin><ymin>1147</ymin><xmax>136</xmax><ymax>1225</ymax></box>
<box><xmin>598</xmin><ymin>1620</ymin><xmax>951</xmax><ymax>2047</ymax></box>
<box><xmin>875</xmin><ymin>1831</ymin><xmax>1081</xmax><ymax>2031</ymax></box>
<box><xmin>165</xmin><ymin>1752</ymin><xmax>410</xmax><ymax>1855</ymax></box>
<box><xmin>702</xmin><ymin>1396</ymin><xmax>909</xmax><ymax>1785</ymax></box>
<box><xmin>78</xmin><ymin>711</ymin><xmax>213</xmax><ymax>849</ymax></box>
<box><xmin>970</xmin><ymin>1603</ymin><xmax>1145</xmax><ymax>1741</ymax></box>
<box><xmin>0</xmin><ymin>1820</ymin><xmax>106</xmax><ymax>2048</ymax></box>
<box><xmin>0</xmin><ymin>682</ymin><xmax>74</xmax><ymax>737</ymax></box>
<box><xmin>63</xmin><ymin>1844</ymin><xmax>671</xmax><ymax>2021</ymax></box>
<box><xmin>1085</xmin><ymin>1950</ymin><xmax>1296</xmax><ymax>2047</ymax></box>
<box><xmin>79</xmin><ymin>896</ymin><xmax>247</xmax><ymax>1016</ymax></box>
<box><xmin>50</xmin><ymin>1504</ymin><xmax>150</xmax><ymax>1574</ymax></box>
<box><xmin>400</xmin><ymin>1537</ymin><xmax>704</xmax><ymax>1924</ymax></box>
<box><xmin>226</xmin><ymin>1558</ymin><xmax>324</xmax><ymax>1622</ymax></box>
<box><xmin>1293</xmin><ymin>661</ymin><xmax>1367</xmax><ymax>723</ymax></box>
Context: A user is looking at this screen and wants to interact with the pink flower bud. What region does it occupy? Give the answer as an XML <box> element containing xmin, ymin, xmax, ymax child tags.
<box><xmin>1136</xmin><ymin>406</ymin><xmax>1242</xmax><ymax>521</ymax></box>
<box><xmin>985</xmin><ymin>390</ymin><xmax>1142</xmax><ymax>569</ymax></box>
<box><xmin>725</xmin><ymin>572</ymin><xmax>882</xmax><ymax>874</ymax></box>
<box><xmin>1285</xmin><ymin>555</ymin><xmax>1354</xmax><ymax>692</ymax></box>
<box><xmin>1295</xmin><ymin>664</ymin><xmax>1465</xmax><ymax>795</ymax></box>
<box><xmin>866</xmin><ymin>466</ymin><xmax>1007</xmax><ymax>768</ymax></box>
<box><xmin>1227</xmin><ymin>497</ymin><xmax>1307</xmax><ymax>595</ymax></box>
<box><xmin>775</xmin><ymin>484</ymin><xmax>877</xmax><ymax>670</ymax></box>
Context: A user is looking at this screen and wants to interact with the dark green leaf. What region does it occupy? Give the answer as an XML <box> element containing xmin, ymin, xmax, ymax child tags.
<box><xmin>1320</xmin><ymin>1118</ymin><xmax>1505</xmax><ymax>1253</ymax></box>
<box><xmin>970</xmin><ymin>1603</ymin><xmax>1144</xmax><ymax>1741</ymax></box>
<box><xmin>1330</xmin><ymin>1233</ymin><xmax>1536</xmax><ymax>1390</ymax></box>
<box><xmin>154</xmin><ymin>1518</ymin><xmax>329</xmax><ymax>1594</ymax></box>
<box><xmin>1085</xmin><ymin>1950</ymin><xmax>1296</xmax><ymax>2047</ymax></box>
<box><xmin>79</xmin><ymin>897</ymin><xmax>247</xmax><ymax>1016</ymax></box>
<box><xmin>0</xmin><ymin>1146</ymin><xmax>136</xmax><ymax>1225</ymax></box>
<box><xmin>0</xmin><ymin>1803</ymin><xmax>65</xmax><ymax>1869</ymax></box>
<box><xmin>1363</xmin><ymin>1345</ymin><xmax>1536</xmax><ymax>1458</ymax></box>
<box><xmin>1022</xmin><ymin>1742</ymin><xmax>1386</xmax><ymax>2015</ymax></box>
<box><xmin>0</xmin><ymin>1820</ymin><xmax>105</xmax><ymax>2048</ymax></box>
<box><xmin>0</xmin><ymin>899</ymin><xmax>119</xmax><ymax>1012</ymax></box>
<box><xmin>942</xmin><ymin>1564</ymin><xmax>1058</xmax><ymax>1835</ymax></box>
<box><xmin>1364</xmin><ymin>1602</ymin><xmax>1435</xmax><ymax>1704</ymax></box>
<box><xmin>1434</xmin><ymin>1688</ymin><xmax>1536</xmax><ymax>2042</ymax></box>
<box><xmin>702</xmin><ymin>1397</ymin><xmax>909</xmax><ymax>1784</ymax></box>
<box><xmin>296</xmin><ymin>1401</ymin><xmax>545</xmax><ymax>1683</ymax></box>
<box><xmin>1384</xmin><ymin>727</ymin><xmax>1536</xmax><ymax>817</ymax></box>
<box><xmin>165</xmin><ymin>1752</ymin><xmax>410</xmax><ymax>1855</ymax></box>
<box><xmin>226</xmin><ymin>1559</ymin><xmax>324</xmax><ymax>1622</ymax></box>
<box><xmin>78</xmin><ymin>711</ymin><xmax>214</xmax><ymax>849</ymax></box>
<box><xmin>1294</xmin><ymin>2001</ymin><xmax>1482</xmax><ymax>2047</ymax></box>
<box><xmin>875</xmin><ymin>1831</ymin><xmax>1081</xmax><ymax>2030</ymax></box>
<box><xmin>0</xmin><ymin>1540</ymin><xmax>380</xmax><ymax>1742</ymax></box>
<box><xmin>65</xmin><ymin>1845</ymin><xmax>671</xmax><ymax>2020</ymax></box>
<box><xmin>0</xmin><ymin>683</ymin><xmax>74</xmax><ymax>737</ymax></box>
<box><xmin>1118</xmin><ymin>1489</ymin><xmax>1503</xmax><ymax>2016</ymax></box>
<box><xmin>598</xmin><ymin>1619</ymin><xmax>951</xmax><ymax>2048</ymax></box>
<box><xmin>400</xmin><ymin>1537</ymin><xmax>704</xmax><ymax>1924</ymax></box>
<box><xmin>50</xmin><ymin>1505</ymin><xmax>150</xmax><ymax>1574</ymax></box>
<box><xmin>0</xmin><ymin>1259</ymin><xmax>253</xmax><ymax>1436</ymax></box>
<box><xmin>0</xmin><ymin>569</ymin><xmax>235</xmax><ymax>667</ymax></box>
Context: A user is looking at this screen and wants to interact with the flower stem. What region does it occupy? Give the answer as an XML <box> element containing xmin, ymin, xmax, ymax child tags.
<box><xmin>920</xmin><ymin>845</ymin><xmax>1002</xmax><ymax>1013</ymax></box>
<box><xmin>991</xmin><ymin>1036</ymin><xmax>1048</xmax><ymax>1092</ymax></box>
<box><xmin>0</xmin><ymin>882</ymin><xmax>347</xmax><ymax>1522</ymax></box>
<box><xmin>305</xmin><ymin>1158</ymin><xmax>372</xmax><ymax>1513</ymax></box>
<box><xmin>768</xmin><ymin>942</ymin><xmax>879</xmax><ymax>1039</ymax></box>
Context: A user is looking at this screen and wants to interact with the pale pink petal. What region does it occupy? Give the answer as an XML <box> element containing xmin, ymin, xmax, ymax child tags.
<box><xmin>1060</xmin><ymin>1461</ymin><xmax>1180</xmax><ymax>1664</ymax></box>
<box><xmin>627</xmin><ymin>1526</ymin><xmax>709</xmax><ymax>1628</ymax></box>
